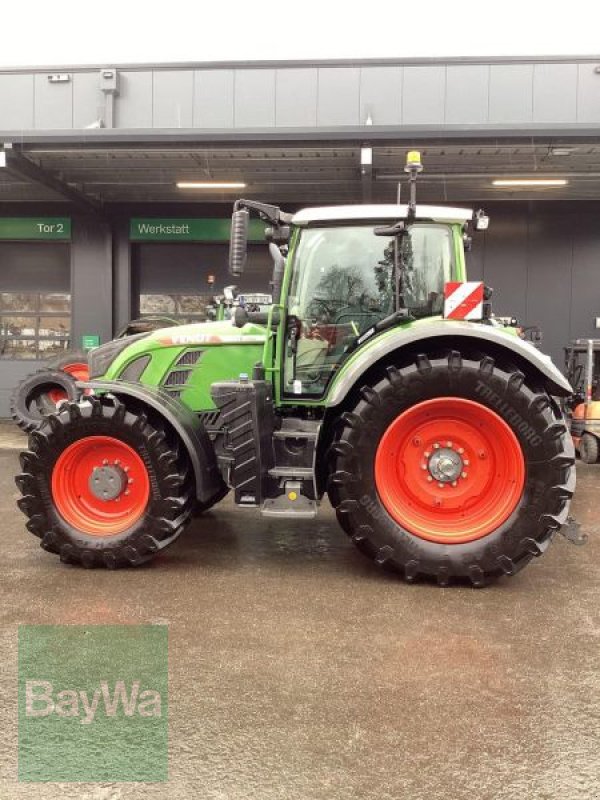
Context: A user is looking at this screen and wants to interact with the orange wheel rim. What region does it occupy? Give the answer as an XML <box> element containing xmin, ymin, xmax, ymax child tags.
<box><xmin>51</xmin><ymin>436</ymin><xmax>150</xmax><ymax>536</ymax></box>
<box><xmin>46</xmin><ymin>388</ymin><xmax>68</xmax><ymax>405</ymax></box>
<box><xmin>374</xmin><ymin>397</ymin><xmax>525</xmax><ymax>544</ymax></box>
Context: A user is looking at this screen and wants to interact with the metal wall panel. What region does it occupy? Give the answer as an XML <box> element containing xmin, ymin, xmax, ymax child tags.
<box><xmin>193</xmin><ymin>69</ymin><xmax>234</xmax><ymax>128</ymax></box>
<box><xmin>234</xmin><ymin>69</ymin><xmax>276</xmax><ymax>128</ymax></box>
<box><xmin>317</xmin><ymin>68</ymin><xmax>360</xmax><ymax>126</ymax></box>
<box><xmin>525</xmin><ymin>209</ymin><xmax>572</xmax><ymax>361</ymax></box>
<box><xmin>275</xmin><ymin>68</ymin><xmax>318</xmax><ymax>128</ymax></box>
<box><xmin>153</xmin><ymin>70</ymin><xmax>193</xmax><ymax>128</ymax></box>
<box><xmin>70</xmin><ymin>216</ymin><xmax>113</xmax><ymax>347</ymax></box>
<box><xmin>533</xmin><ymin>63</ymin><xmax>577</xmax><ymax>123</ymax></box>
<box><xmin>359</xmin><ymin>66</ymin><xmax>402</xmax><ymax>126</ymax></box>
<box><xmin>73</xmin><ymin>72</ymin><xmax>102</xmax><ymax>129</ymax></box>
<box><xmin>33</xmin><ymin>74</ymin><xmax>73</xmax><ymax>129</ymax></box>
<box><xmin>489</xmin><ymin>64</ymin><xmax>533</xmax><ymax>123</ymax></box>
<box><xmin>403</xmin><ymin>66</ymin><xmax>445</xmax><ymax>124</ymax></box>
<box><xmin>570</xmin><ymin>210</ymin><xmax>600</xmax><ymax>344</ymax></box>
<box><xmin>0</xmin><ymin>74</ymin><xmax>34</xmax><ymax>129</ymax></box>
<box><xmin>576</xmin><ymin>63</ymin><xmax>600</xmax><ymax>123</ymax></box>
<box><xmin>479</xmin><ymin>209</ymin><xmax>528</xmax><ymax>324</ymax></box>
<box><xmin>116</xmin><ymin>71</ymin><xmax>153</xmax><ymax>129</ymax></box>
<box><xmin>445</xmin><ymin>65</ymin><xmax>489</xmax><ymax>124</ymax></box>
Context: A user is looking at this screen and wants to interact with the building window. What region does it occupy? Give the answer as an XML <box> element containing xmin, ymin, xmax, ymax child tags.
<box><xmin>0</xmin><ymin>292</ymin><xmax>71</xmax><ymax>359</ymax></box>
<box><xmin>139</xmin><ymin>293</ymin><xmax>213</xmax><ymax>322</ymax></box>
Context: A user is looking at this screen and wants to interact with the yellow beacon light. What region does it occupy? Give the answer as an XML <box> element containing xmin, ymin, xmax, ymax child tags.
<box><xmin>405</xmin><ymin>150</ymin><xmax>423</xmax><ymax>172</ymax></box>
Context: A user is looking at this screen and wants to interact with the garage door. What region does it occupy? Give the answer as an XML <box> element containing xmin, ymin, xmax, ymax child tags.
<box><xmin>0</xmin><ymin>241</ymin><xmax>72</xmax><ymax>416</ymax></box>
<box><xmin>133</xmin><ymin>242</ymin><xmax>272</xmax><ymax>321</ymax></box>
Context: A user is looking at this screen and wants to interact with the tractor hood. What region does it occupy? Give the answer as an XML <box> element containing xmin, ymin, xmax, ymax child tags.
<box><xmin>148</xmin><ymin>319</ymin><xmax>268</xmax><ymax>347</ymax></box>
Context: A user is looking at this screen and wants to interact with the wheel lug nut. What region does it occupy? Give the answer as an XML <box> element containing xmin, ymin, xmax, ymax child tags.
<box><xmin>452</xmin><ymin>481</ymin><xmax>458</xmax><ymax>487</ymax></box>
<box><xmin>102</xmin><ymin>459</ymin><xmax>108</xmax><ymax>465</ymax></box>
<box><xmin>427</xmin><ymin>476</ymin><xmax>433</xmax><ymax>482</ymax></box>
<box><xmin>458</xmin><ymin>447</ymin><xmax>464</xmax><ymax>454</ymax></box>
<box><xmin>424</xmin><ymin>451</ymin><xmax>431</xmax><ymax>458</ymax></box>
<box><xmin>421</xmin><ymin>464</ymin><xmax>428</xmax><ymax>471</ymax></box>
<box><xmin>446</xmin><ymin>441</ymin><xmax>452</xmax><ymax>448</ymax></box>
<box><xmin>461</xmin><ymin>472</ymin><xmax>468</xmax><ymax>479</ymax></box>
<box><xmin>433</xmin><ymin>443</ymin><xmax>440</xmax><ymax>449</ymax></box>
<box><xmin>463</xmin><ymin>459</ymin><xmax>470</xmax><ymax>466</ymax></box>
<box><xmin>124</xmin><ymin>490</ymin><xmax>130</xmax><ymax>496</ymax></box>
<box><xmin>128</xmin><ymin>478</ymin><xmax>133</xmax><ymax>485</ymax></box>
<box><xmin>438</xmin><ymin>483</ymin><xmax>445</xmax><ymax>488</ymax></box>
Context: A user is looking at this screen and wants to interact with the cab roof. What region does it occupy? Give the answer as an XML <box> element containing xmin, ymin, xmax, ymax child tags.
<box><xmin>291</xmin><ymin>204</ymin><xmax>473</xmax><ymax>226</ymax></box>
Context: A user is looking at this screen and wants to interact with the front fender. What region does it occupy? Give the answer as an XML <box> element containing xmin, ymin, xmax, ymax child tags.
<box><xmin>80</xmin><ymin>380</ymin><xmax>221</xmax><ymax>503</ymax></box>
<box><xmin>325</xmin><ymin>320</ymin><xmax>572</xmax><ymax>407</ymax></box>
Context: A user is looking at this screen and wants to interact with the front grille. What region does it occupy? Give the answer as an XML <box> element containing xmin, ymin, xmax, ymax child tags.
<box><xmin>162</xmin><ymin>349</ymin><xmax>202</xmax><ymax>392</ymax></box>
<box><xmin>164</xmin><ymin>369</ymin><xmax>192</xmax><ymax>387</ymax></box>
<box><xmin>175</xmin><ymin>350</ymin><xmax>202</xmax><ymax>367</ymax></box>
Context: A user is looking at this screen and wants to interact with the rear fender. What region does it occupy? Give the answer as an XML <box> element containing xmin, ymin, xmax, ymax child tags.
<box><xmin>80</xmin><ymin>380</ymin><xmax>221</xmax><ymax>503</ymax></box>
<box><xmin>325</xmin><ymin>321</ymin><xmax>572</xmax><ymax>408</ymax></box>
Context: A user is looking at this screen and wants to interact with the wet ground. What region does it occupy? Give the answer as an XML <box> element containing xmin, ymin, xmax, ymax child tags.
<box><xmin>0</xmin><ymin>419</ymin><xmax>599</xmax><ymax>799</ymax></box>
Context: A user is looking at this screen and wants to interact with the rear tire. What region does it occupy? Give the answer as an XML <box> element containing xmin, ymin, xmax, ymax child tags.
<box><xmin>328</xmin><ymin>350</ymin><xmax>575</xmax><ymax>586</ymax></box>
<box><xmin>15</xmin><ymin>395</ymin><xmax>193</xmax><ymax>568</ymax></box>
<box><xmin>579</xmin><ymin>433</ymin><xmax>599</xmax><ymax>464</ymax></box>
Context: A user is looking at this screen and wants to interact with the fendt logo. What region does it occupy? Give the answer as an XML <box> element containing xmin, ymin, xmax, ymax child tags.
<box><xmin>25</xmin><ymin>679</ymin><xmax>162</xmax><ymax>725</ymax></box>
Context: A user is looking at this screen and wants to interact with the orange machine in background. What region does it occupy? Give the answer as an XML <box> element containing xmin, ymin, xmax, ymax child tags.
<box><xmin>565</xmin><ymin>339</ymin><xmax>600</xmax><ymax>463</ymax></box>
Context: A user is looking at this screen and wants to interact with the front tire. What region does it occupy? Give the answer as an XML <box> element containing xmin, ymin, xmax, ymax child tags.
<box><xmin>328</xmin><ymin>350</ymin><xmax>575</xmax><ymax>586</ymax></box>
<box><xmin>15</xmin><ymin>396</ymin><xmax>193</xmax><ymax>568</ymax></box>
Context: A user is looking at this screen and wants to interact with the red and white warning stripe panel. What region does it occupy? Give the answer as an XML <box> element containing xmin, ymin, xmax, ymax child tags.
<box><xmin>443</xmin><ymin>282</ymin><xmax>485</xmax><ymax>320</ymax></box>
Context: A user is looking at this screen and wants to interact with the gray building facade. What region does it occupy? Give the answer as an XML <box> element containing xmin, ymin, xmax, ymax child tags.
<box><xmin>1</xmin><ymin>55</ymin><xmax>600</xmax><ymax>414</ymax></box>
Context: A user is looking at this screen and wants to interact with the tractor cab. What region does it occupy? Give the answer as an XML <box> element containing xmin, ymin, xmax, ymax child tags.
<box><xmin>281</xmin><ymin>204</ymin><xmax>471</xmax><ymax>397</ymax></box>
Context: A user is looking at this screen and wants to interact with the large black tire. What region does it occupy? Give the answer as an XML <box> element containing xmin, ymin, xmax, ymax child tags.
<box><xmin>15</xmin><ymin>395</ymin><xmax>193</xmax><ymax>568</ymax></box>
<box><xmin>328</xmin><ymin>349</ymin><xmax>575</xmax><ymax>587</ymax></box>
<box><xmin>579</xmin><ymin>433</ymin><xmax>600</xmax><ymax>464</ymax></box>
<box><xmin>10</xmin><ymin>369</ymin><xmax>79</xmax><ymax>433</ymax></box>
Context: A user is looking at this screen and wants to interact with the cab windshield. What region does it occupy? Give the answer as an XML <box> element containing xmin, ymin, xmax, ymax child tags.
<box><xmin>284</xmin><ymin>222</ymin><xmax>453</xmax><ymax>397</ymax></box>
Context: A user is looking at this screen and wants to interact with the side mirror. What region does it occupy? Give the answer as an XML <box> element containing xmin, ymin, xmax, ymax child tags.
<box><xmin>229</xmin><ymin>208</ymin><xmax>249</xmax><ymax>276</ymax></box>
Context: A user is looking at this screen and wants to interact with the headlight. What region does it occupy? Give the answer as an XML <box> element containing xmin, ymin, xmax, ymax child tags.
<box><xmin>88</xmin><ymin>333</ymin><xmax>150</xmax><ymax>379</ymax></box>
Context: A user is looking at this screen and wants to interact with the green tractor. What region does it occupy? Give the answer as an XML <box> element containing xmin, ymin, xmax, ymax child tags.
<box><xmin>15</xmin><ymin>152</ymin><xmax>575</xmax><ymax>585</ymax></box>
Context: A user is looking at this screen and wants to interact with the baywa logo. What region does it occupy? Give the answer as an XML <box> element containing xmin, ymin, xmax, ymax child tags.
<box><xmin>19</xmin><ymin>625</ymin><xmax>168</xmax><ymax>782</ymax></box>
<box><xmin>25</xmin><ymin>679</ymin><xmax>162</xmax><ymax>725</ymax></box>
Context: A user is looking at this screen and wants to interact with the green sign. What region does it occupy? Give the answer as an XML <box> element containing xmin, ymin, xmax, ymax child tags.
<box><xmin>19</xmin><ymin>625</ymin><xmax>168</xmax><ymax>782</ymax></box>
<box><xmin>130</xmin><ymin>217</ymin><xmax>266</xmax><ymax>242</ymax></box>
<box><xmin>0</xmin><ymin>217</ymin><xmax>71</xmax><ymax>240</ymax></box>
<box><xmin>82</xmin><ymin>334</ymin><xmax>100</xmax><ymax>350</ymax></box>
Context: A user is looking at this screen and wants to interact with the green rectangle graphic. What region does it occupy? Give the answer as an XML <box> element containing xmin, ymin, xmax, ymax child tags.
<box><xmin>0</xmin><ymin>218</ymin><xmax>71</xmax><ymax>240</ymax></box>
<box><xmin>18</xmin><ymin>625</ymin><xmax>168</xmax><ymax>782</ymax></box>
<box><xmin>130</xmin><ymin>217</ymin><xmax>266</xmax><ymax>242</ymax></box>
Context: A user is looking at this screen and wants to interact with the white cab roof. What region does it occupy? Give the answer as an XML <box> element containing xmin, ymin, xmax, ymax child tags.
<box><xmin>292</xmin><ymin>204</ymin><xmax>473</xmax><ymax>225</ymax></box>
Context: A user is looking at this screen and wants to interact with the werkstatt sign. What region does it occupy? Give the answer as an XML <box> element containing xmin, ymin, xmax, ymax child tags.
<box><xmin>0</xmin><ymin>218</ymin><xmax>71</xmax><ymax>240</ymax></box>
<box><xmin>129</xmin><ymin>218</ymin><xmax>266</xmax><ymax>242</ymax></box>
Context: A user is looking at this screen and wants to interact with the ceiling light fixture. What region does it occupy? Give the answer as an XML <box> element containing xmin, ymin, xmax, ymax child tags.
<box><xmin>492</xmin><ymin>178</ymin><xmax>568</xmax><ymax>187</ymax></box>
<box><xmin>176</xmin><ymin>181</ymin><xmax>247</xmax><ymax>189</ymax></box>
<box><xmin>549</xmin><ymin>147</ymin><xmax>575</xmax><ymax>157</ymax></box>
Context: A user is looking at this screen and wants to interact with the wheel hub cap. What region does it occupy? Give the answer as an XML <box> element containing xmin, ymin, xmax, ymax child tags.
<box><xmin>427</xmin><ymin>447</ymin><xmax>463</xmax><ymax>483</ymax></box>
<box><xmin>89</xmin><ymin>464</ymin><xmax>127</xmax><ymax>501</ymax></box>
